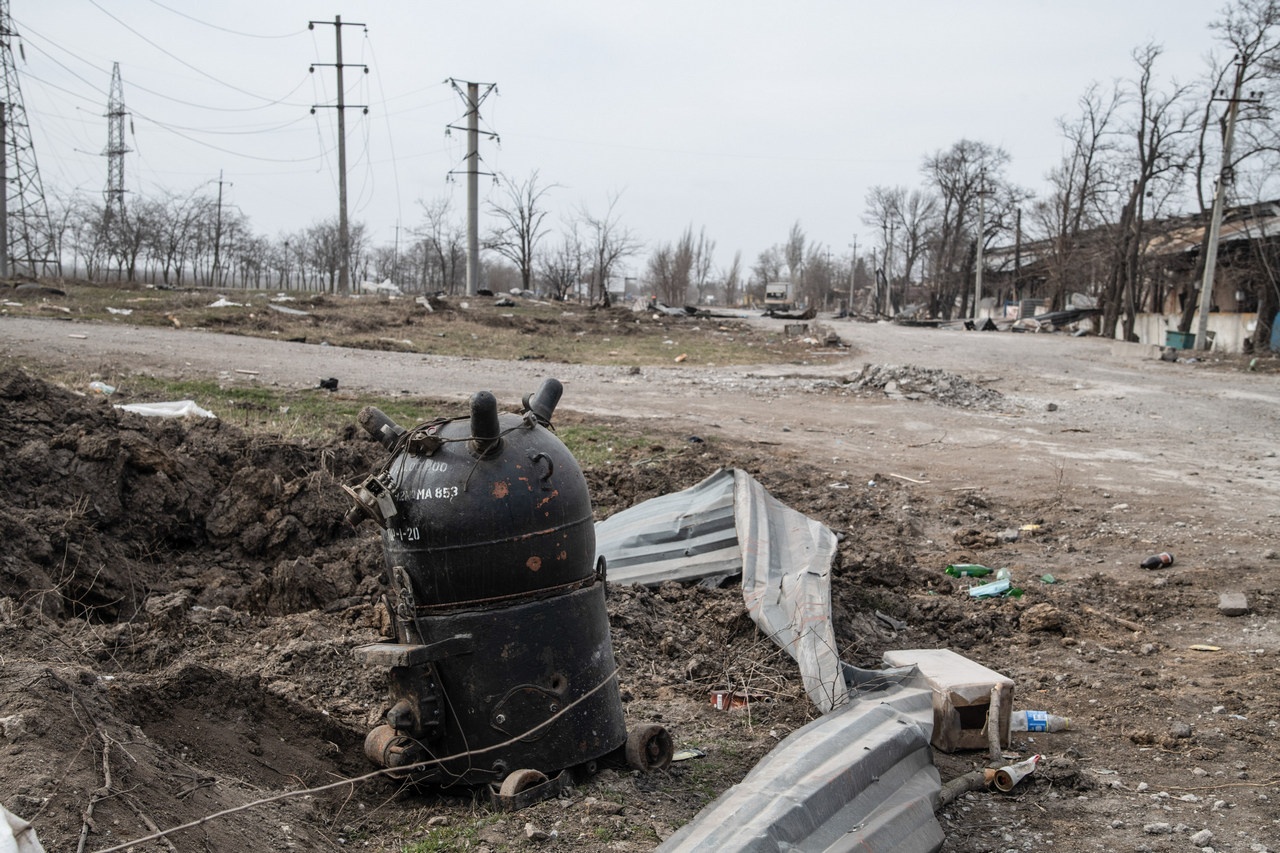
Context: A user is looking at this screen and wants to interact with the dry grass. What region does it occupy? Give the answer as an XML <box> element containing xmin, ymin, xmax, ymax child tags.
<box><xmin>3</xmin><ymin>279</ymin><xmax>817</xmax><ymax>367</ymax></box>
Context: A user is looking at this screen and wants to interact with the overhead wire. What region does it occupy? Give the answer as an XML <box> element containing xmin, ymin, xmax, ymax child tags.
<box><xmin>18</xmin><ymin>19</ymin><xmax>314</xmax><ymax>113</ymax></box>
<box><xmin>142</xmin><ymin>0</ymin><xmax>306</xmax><ymax>40</ymax></box>
<box><xmin>86</xmin><ymin>0</ymin><xmax>312</xmax><ymax>107</ymax></box>
<box><xmin>363</xmin><ymin>30</ymin><xmax>404</xmax><ymax>233</ymax></box>
<box><xmin>351</xmin><ymin>30</ymin><xmax>376</xmax><ymax>218</ymax></box>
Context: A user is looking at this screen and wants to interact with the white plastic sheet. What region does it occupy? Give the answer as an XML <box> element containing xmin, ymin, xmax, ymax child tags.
<box><xmin>114</xmin><ymin>400</ymin><xmax>216</xmax><ymax>419</ymax></box>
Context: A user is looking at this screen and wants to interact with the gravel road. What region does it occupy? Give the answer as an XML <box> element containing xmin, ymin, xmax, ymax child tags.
<box><xmin>3</xmin><ymin>315</ymin><xmax>1277</xmax><ymax>525</ymax></box>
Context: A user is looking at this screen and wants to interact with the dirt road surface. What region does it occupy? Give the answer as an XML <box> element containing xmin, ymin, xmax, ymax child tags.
<box><xmin>2</xmin><ymin>313</ymin><xmax>1279</xmax><ymax>852</ymax></box>
<box><xmin>6</xmin><ymin>314</ymin><xmax>1278</xmax><ymax>505</ymax></box>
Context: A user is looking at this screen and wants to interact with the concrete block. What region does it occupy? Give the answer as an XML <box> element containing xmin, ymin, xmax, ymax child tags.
<box><xmin>1219</xmin><ymin>592</ymin><xmax>1250</xmax><ymax>617</ymax></box>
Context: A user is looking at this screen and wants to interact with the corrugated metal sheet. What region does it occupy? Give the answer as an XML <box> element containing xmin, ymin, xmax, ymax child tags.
<box><xmin>595</xmin><ymin>469</ymin><xmax>741</xmax><ymax>587</ymax></box>
<box><xmin>734</xmin><ymin>471</ymin><xmax>845</xmax><ymax>713</ymax></box>
<box><xmin>595</xmin><ymin>469</ymin><xmax>845</xmax><ymax>712</ymax></box>
<box><xmin>657</xmin><ymin>665</ymin><xmax>943</xmax><ymax>853</ymax></box>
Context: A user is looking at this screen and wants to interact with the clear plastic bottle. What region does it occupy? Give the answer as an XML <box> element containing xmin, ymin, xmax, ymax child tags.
<box><xmin>88</xmin><ymin>381</ymin><xmax>115</xmax><ymax>395</ymax></box>
<box><xmin>1009</xmin><ymin>710</ymin><xmax>1069</xmax><ymax>732</ymax></box>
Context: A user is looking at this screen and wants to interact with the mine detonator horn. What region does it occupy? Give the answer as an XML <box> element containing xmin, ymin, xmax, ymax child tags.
<box><xmin>522</xmin><ymin>378</ymin><xmax>563</xmax><ymax>425</ymax></box>
<box><xmin>469</xmin><ymin>391</ymin><xmax>503</xmax><ymax>457</ymax></box>
<box><xmin>358</xmin><ymin>406</ymin><xmax>408</xmax><ymax>451</ymax></box>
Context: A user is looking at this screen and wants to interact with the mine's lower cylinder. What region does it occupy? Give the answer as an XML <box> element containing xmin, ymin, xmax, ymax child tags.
<box><xmin>405</xmin><ymin>580</ymin><xmax>625</xmax><ymax>786</ymax></box>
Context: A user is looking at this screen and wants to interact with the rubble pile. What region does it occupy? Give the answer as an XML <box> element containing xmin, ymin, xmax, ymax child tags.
<box><xmin>843</xmin><ymin>363</ymin><xmax>1005</xmax><ymax>409</ymax></box>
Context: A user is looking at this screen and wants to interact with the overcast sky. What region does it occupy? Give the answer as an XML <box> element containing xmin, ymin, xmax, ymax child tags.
<box><xmin>16</xmin><ymin>0</ymin><xmax>1228</xmax><ymax>274</ymax></box>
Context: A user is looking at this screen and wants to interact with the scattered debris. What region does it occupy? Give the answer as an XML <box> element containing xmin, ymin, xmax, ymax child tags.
<box><xmin>992</xmin><ymin>755</ymin><xmax>1043</xmax><ymax>793</ymax></box>
<box><xmin>115</xmin><ymin>400</ymin><xmax>216</xmax><ymax>419</ymax></box>
<box><xmin>881</xmin><ymin>648</ymin><xmax>1014</xmax><ymax>753</ymax></box>
<box><xmin>874</xmin><ymin>610</ymin><xmax>908</xmax><ymax>631</ymax></box>
<box><xmin>843</xmin><ymin>364</ymin><xmax>1005</xmax><ymax>409</ymax></box>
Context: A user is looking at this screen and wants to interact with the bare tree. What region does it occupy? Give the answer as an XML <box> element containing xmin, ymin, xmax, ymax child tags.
<box><xmin>415</xmin><ymin>197</ymin><xmax>466</xmax><ymax>294</ymax></box>
<box><xmin>751</xmin><ymin>246</ymin><xmax>784</xmax><ymax>296</ymax></box>
<box><xmin>1100</xmin><ymin>44</ymin><xmax>1194</xmax><ymax>340</ymax></box>
<box><xmin>1031</xmin><ymin>83</ymin><xmax>1122</xmax><ymax>311</ymax></box>
<box><xmin>486</xmin><ymin>170</ymin><xmax>555</xmax><ymax>292</ymax></box>
<box><xmin>691</xmin><ymin>227</ymin><xmax>716</xmax><ymax>305</ymax></box>
<box><xmin>645</xmin><ymin>243</ymin><xmax>676</xmax><ymax>304</ymax></box>
<box><xmin>721</xmin><ymin>250</ymin><xmax>743</xmax><ymax>306</ymax></box>
<box><xmin>580</xmin><ymin>192</ymin><xmax>641</xmax><ymax>305</ymax></box>
<box><xmin>922</xmin><ymin>139</ymin><xmax>1012</xmax><ymax>319</ymax></box>
<box><xmin>1180</xmin><ymin>0</ymin><xmax>1280</xmax><ymax>345</ymax></box>
<box><xmin>538</xmin><ymin>221</ymin><xmax>586</xmax><ymax>300</ymax></box>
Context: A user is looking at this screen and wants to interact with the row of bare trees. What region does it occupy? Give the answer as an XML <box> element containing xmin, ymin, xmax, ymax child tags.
<box><xmin>34</xmin><ymin>0</ymin><xmax>1280</xmax><ymax>348</ymax></box>
<box><xmin>846</xmin><ymin>0</ymin><xmax>1280</xmax><ymax>349</ymax></box>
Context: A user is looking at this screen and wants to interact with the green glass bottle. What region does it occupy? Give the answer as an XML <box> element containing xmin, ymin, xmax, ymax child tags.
<box><xmin>944</xmin><ymin>563</ymin><xmax>993</xmax><ymax>578</ymax></box>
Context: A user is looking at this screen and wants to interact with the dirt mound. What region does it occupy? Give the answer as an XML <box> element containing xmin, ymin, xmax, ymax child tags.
<box><xmin>0</xmin><ymin>368</ymin><xmax>384</xmax><ymax>621</ymax></box>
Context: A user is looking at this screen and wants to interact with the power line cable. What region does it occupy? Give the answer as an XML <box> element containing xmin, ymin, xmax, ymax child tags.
<box><xmin>143</xmin><ymin>0</ymin><xmax>305</xmax><ymax>39</ymax></box>
<box><xmin>18</xmin><ymin>21</ymin><xmax>312</xmax><ymax>113</ymax></box>
<box><xmin>86</xmin><ymin>0</ymin><xmax>311</xmax><ymax>106</ymax></box>
<box><xmin>363</xmin><ymin>31</ymin><xmax>403</xmax><ymax>230</ymax></box>
<box><xmin>131</xmin><ymin>111</ymin><xmax>334</xmax><ymax>163</ymax></box>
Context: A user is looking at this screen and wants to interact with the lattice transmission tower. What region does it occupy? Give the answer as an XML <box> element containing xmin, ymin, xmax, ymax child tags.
<box><xmin>103</xmin><ymin>61</ymin><xmax>129</xmax><ymax>229</ymax></box>
<box><xmin>0</xmin><ymin>0</ymin><xmax>56</xmax><ymax>276</ymax></box>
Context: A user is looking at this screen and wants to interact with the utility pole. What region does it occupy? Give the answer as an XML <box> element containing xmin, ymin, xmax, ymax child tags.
<box><xmin>847</xmin><ymin>236</ymin><xmax>857</xmax><ymax>317</ymax></box>
<box><xmin>1013</xmin><ymin>207</ymin><xmax>1022</xmax><ymax>307</ymax></box>
<box><xmin>211</xmin><ymin>170</ymin><xmax>229</xmax><ymax>286</ymax></box>
<box><xmin>885</xmin><ymin>219</ymin><xmax>896</xmax><ymax>316</ymax></box>
<box><xmin>0</xmin><ymin>0</ymin><xmax>55</xmax><ymax>276</ymax></box>
<box><xmin>447</xmin><ymin>79</ymin><xmax>497</xmax><ymax>296</ymax></box>
<box><xmin>1194</xmin><ymin>58</ymin><xmax>1260</xmax><ymax>352</ymax></box>
<box><xmin>104</xmin><ymin>62</ymin><xmax>129</xmax><ymax>231</ymax></box>
<box><xmin>973</xmin><ymin>174</ymin><xmax>987</xmax><ymax>321</ymax></box>
<box><xmin>310</xmin><ymin>16</ymin><xmax>367</xmax><ymax>296</ymax></box>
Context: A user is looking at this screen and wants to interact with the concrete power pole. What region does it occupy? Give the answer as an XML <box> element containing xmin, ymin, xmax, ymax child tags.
<box><xmin>211</xmin><ymin>170</ymin><xmax>230</xmax><ymax>286</ymax></box>
<box><xmin>847</xmin><ymin>236</ymin><xmax>857</xmax><ymax>317</ymax></box>
<box><xmin>1194</xmin><ymin>59</ymin><xmax>1260</xmax><ymax>352</ymax></box>
<box><xmin>447</xmin><ymin>79</ymin><xmax>497</xmax><ymax>296</ymax></box>
<box><xmin>310</xmin><ymin>16</ymin><xmax>367</xmax><ymax>296</ymax></box>
<box><xmin>973</xmin><ymin>175</ymin><xmax>986</xmax><ymax>321</ymax></box>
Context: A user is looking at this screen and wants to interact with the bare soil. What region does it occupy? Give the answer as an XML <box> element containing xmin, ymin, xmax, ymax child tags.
<box><xmin>1</xmin><ymin>298</ymin><xmax>1279</xmax><ymax>853</ymax></box>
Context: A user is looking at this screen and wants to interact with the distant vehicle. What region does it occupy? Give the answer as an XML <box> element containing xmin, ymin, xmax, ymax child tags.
<box><xmin>764</xmin><ymin>281</ymin><xmax>793</xmax><ymax>311</ymax></box>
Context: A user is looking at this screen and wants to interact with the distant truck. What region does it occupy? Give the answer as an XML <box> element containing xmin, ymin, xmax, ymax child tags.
<box><xmin>764</xmin><ymin>281</ymin><xmax>794</xmax><ymax>311</ymax></box>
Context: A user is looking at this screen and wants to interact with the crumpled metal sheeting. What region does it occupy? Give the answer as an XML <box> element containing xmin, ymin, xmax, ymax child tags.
<box><xmin>734</xmin><ymin>470</ymin><xmax>845</xmax><ymax>714</ymax></box>
<box><xmin>594</xmin><ymin>468</ymin><xmax>741</xmax><ymax>587</ymax></box>
<box><xmin>595</xmin><ymin>468</ymin><xmax>846</xmax><ymax>713</ymax></box>
<box><xmin>656</xmin><ymin>669</ymin><xmax>943</xmax><ymax>853</ymax></box>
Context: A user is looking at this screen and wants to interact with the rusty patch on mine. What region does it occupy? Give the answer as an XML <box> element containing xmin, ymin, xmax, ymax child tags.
<box><xmin>526</xmin><ymin>556</ymin><xmax>542</xmax><ymax>572</ymax></box>
<box><xmin>492</xmin><ymin>481</ymin><xmax>510</xmax><ymax>499</ymax></box>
